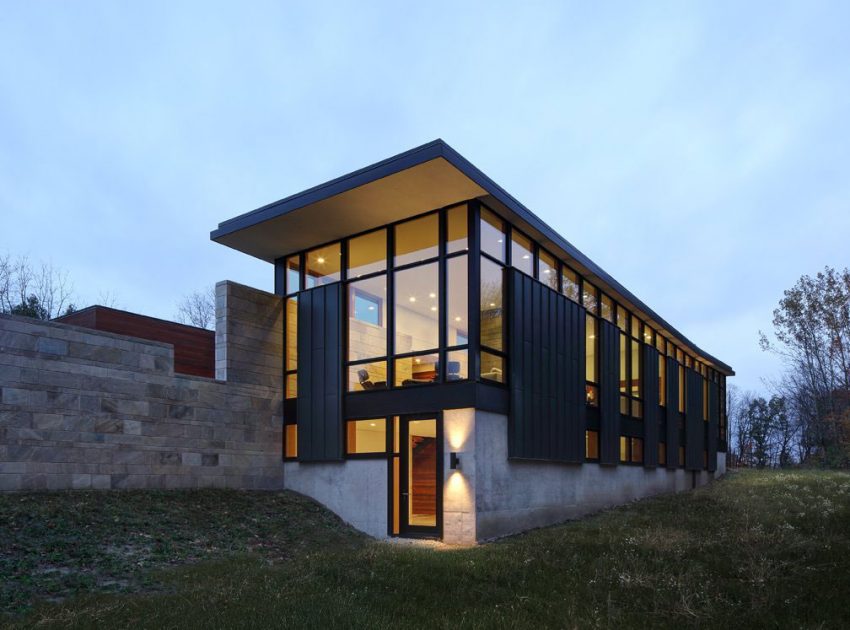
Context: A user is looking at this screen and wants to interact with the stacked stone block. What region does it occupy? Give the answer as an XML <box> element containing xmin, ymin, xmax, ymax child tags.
<box><xmin>0</xmin><ymin>281</ymin><xmax>284</xmax><ymax>492</ymax></box>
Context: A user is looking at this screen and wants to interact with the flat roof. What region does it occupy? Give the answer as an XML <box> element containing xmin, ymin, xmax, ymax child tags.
<box><xmin>211</xmin><ymin>139</ymin><xmax>734</xmax><ymax>375</ymax></box>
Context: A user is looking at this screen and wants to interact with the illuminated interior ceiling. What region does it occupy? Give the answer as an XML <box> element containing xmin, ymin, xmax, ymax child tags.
<box><xmin>213</xmin><ymin>156</ymin><xmax>485</xmax><ymax>263</ymax></box>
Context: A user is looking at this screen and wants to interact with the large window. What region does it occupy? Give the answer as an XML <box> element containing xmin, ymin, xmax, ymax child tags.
<box><xmin>585</xmin><ymin>315</ymin><xmax>598</xmax><ymax>406</ymax></box>
<box><xmin>616</xmin><ymin>305</ymin><xmax>643</xmax><ymax>419</ymax></box>
<box><xmin>538</xmin><ymin>249</ymin><xmax>558</xmax><ymax>291</ymax></box>
<box><xmin>346</xmin><ymin>419</ymin><xmax>387</xmax><ymax>455</ymax></box>
<box><xmin>348</xmin><ymin>229</ymin><xmax>386</xmax><ymax>279</ymax></box>
<box><xmin>394</xmin><ymin>262</ymin><xmax>439</xmax><ymax>353</ymax></box>
<box><xmin>395</xmin><ymin>213</ymin><xmax>438</xmax><ymax>267</ymax></box>
<box><xmin>511</xmin><ymin>230</ymin><xmax>533</xmax><ymax>276</ymax></box>
<box><xmin>480</xmin><ymin>208</ymin><xmax>506</xmax><ymax>261</ymax></box>
<box><xmin>480</xmin><ymin>257</ymin><xmax>504</xmax><ymax>353</ymax></box>
<box><xmin>305</xmin><ymin>242</ymin><xmax>341</xmax><ymax>288</ymax></box>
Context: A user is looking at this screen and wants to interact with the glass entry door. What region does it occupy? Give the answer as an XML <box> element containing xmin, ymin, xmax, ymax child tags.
<box><xmin>398</xmin><ymin>415</ymin><xmax>442</xmax><ymax>537</ymax></box>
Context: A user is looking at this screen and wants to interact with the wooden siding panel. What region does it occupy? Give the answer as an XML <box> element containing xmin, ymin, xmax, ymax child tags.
<box><xmin>642</xmin><ymin>345</ymin><xmax>660</xmax><ymax>468</ymax></box>
<box><xmin>297</xmin><ymin>284</ymin><xmax>343</xmax><ymax>461</ymax></box>
<box><xmin>55</xmin><ymin>306</ymin><xmax>215</xmax><ymax>378</ymax></box>
<box><xmin>599</xmin><ymin>319</ymin><xmax>620</xmax><ymax>465</ymax></box>
<box><xmin>507</xmin><ymin>270</ymin><xmax>585</xmax><ymax>462</ymax></box>
<box><xmin>665</xmin><ymin>356</ymin><xmax>679</xmax><ymax>469</ymax></box>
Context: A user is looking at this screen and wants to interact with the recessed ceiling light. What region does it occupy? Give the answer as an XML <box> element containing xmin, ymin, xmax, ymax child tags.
<box><xmin>455</xmin><ymin>316</ymin><xmax>462</xmax><ymax>322</ymax></box>
<box><xmin>497</xmin><ymin>239</ymin><xmax>503</xmax><ymax>243</ymax></box>
<box><xmin>369</xmin><ymin>422</ymin><xmax>376</xmax><ymax>427</ymax></box>
<box><xmin>430</xmin><ymin>306</ymin><xmax>437</xmax><ymax>312</ymax></box>
<box><xmin>429</xmin><ymin>293</ymin><xmax>436</xmax><ymax>298</ymax></box>
<box><xmin>522</xmin><ymin>254</ymin><xmax>530</xmax><ymax>260</ymax></box>
<box><xmin>543</xmin><ymin>269</ymin><xmax>550</xmax><ymax>273</ymax></box>
<box><xmin>317</xmin><ymin>257</ymin><xmax>325</xmax><ymax>264</ymax></box>
<box><xmin>368</xmin><ymin>306</ymin><xmax>375</xmax><ymax>310</ymax></box>
<box><xmin>489</xmin><ymin>302</ymin><xmax>496</xmax><ymax>307</ymax></box>
<box><xmin>409</xmin><ymin>296</ymin><xmax>416</xmax><ymax>303</ymax></box>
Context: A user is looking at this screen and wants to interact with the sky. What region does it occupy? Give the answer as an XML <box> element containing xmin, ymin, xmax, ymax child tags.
<box><xmin>1</xmin><ymin>1</ymin><xmax>849</xmax><ymax>394</ymax></box>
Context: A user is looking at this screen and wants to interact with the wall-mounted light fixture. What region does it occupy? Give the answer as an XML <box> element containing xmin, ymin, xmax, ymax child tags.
<box><xmin>450</xmin><ymin>452</ymin><xmax>461</xmax><ymax>470</ymax></box>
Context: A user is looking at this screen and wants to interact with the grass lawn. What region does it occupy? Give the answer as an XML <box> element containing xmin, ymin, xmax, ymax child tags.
<box><xmin>2</xmin><ymin>470</ymin><xmax>849</xmax><ymax>629</ymax></box>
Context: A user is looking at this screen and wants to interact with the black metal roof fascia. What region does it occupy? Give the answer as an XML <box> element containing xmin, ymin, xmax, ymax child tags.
<box><xmin>436</xmin><ymin>143</ymin><xmax>735</xmax><ymax>376</ymax></box>
<box><xmin>210</xmin><ymin>139</ymin><xmax>447</xmax><ymax>241</ymax></box>
<box><xmin>209</xmin><ymin>139</ymin><xmax>734</xmax><ymax>375</ymax></box>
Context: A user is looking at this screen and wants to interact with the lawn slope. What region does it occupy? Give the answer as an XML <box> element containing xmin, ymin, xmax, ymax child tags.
<box><xmin>3</xmin><ymin>470</ymin><xmax>849</xmax><ymax>629</ymax></box>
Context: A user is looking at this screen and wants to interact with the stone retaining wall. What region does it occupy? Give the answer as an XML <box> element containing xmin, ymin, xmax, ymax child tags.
<box><xmin>0</xmin><ymin>281</ymin><xmax>284</xmax><ymax>492</ymax></box>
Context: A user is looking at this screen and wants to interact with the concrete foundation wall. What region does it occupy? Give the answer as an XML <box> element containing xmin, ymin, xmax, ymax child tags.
<box><xmin>284</xmin><ymin>460</ymin><xmax>387</xmax><ymax>538</ymax></box>
<box><xmin>471</xmin><ymin>411</ymin><xmax>721</xmax><ymax>542</ymax></box>
<box><xmin>0</xmin><ymin>281</ymin><xmax>284</xmax><ymax>492</ymax></box>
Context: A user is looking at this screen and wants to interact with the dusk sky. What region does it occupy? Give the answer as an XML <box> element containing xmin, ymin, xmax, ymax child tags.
<box><xmin>2</xmin><ymin>1</ymin><xmax>848</xmax><ymax>394</ymax></box>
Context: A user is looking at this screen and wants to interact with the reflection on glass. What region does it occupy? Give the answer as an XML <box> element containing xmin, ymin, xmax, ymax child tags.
<box><xmin>480</xmin><ymin>208</ymin><xmax>505</xmax><ymax>261</ymax></box>
<box><xmin>305</xmin><ymin>242</ymin><xmax>341</xmax><ymax>288</ymax></box>
<box><xmin>616</xmin><ymin>305</ymin><xmax>628</xmax><ymax>332</ymax></box>
<box><xmin>394</xmin><ymin>262</ymin><xmax>438</xmax><ymax>353</ymax></box>
<box><xmin>348</xmin><ymin>229</ymin><xmax>386</xmax><ymax>278</ymax></box>
<box><xmin>511</xmin><ymin>230</ymin><xmax>533</xmax><ymax>275</ymax></box>
<box><xmin>285</xmin><ymin>424</ymin><xmax>297</xmax><ymax>458</ymax></box>
<box><xmin>562</xmin><ymin>267</ymin><xmax>580</xmax><ymax>302</ymax></box>
<box><xmin>538</xmin><ymin>249</ymin><xmax>558</xmax><ymax>290</ymax></box>
<box><xmin>348</xmin><ymin>276</ymin><xmax>386</xmax><ymax>361</ymax></box>
<box><xmin>446</xmin><ymin>349</ymin><xmax>468</xmax><ymax>381</ymax></box>
<box><xmin>407</xmin><ymin>419</ymin><xmax>437</xmax><ymax>527</ymax></box>
<box><xmin>447</xmin><ymin>256</ymin><xmax>468</xmax><ymax>346</ymax></box>
<box><xmin>480</xmin><ymin>257</ymin><xmax>504</xmax><ymax>351</ymax></box>
<box><xmin>446</xmin><ymin>205</ymin><xmax>468</xmax><ymax>254</ymax></box>
<box><xmin>285</xmin><ymin>373</ymin><xmax>297</xmax><ymax>399</ymax></box>
<box><xmin>601</xmin><ymin>294</ymin><xmax>614</xmax><ymax>322</ymax></box>
<box><xmin>586</xmin><ymin>384</ymin><xmax>598</xmax><ymax>406</ymax></box>
<box><xmin>481</xmin><ymin>351</ymin><xmax>504</xmax><ymax>383</ymax></box>
<box><xmin>286</xmin><ymin>256</ymin><xmax>300</xmax><ymax>294</ymax></box>
<box><xmin>349</xmin><ymin>361</ymin><xmax>388</xmax><ymax>392</ymax></box>
<box><xmin>659</xmin><ymin>358</ymin><xmax>667</xmax><ymax>407</ymax></box>
<box><xmin>620</xmin><ymin>436</ymin><xmax>628</xmax><ymax>462</ymax></box>
<box><xmin>346</xmin><ymin>419</ymin><xmax>387</xmax><ymax>454</ymax></box>
<box><xmin>583</xmin><ymin>282</ymin><xmax>598</xmax><ymax>313</ymax></box>
<box><xmin>395</xmin><ymin>213</ymin><xmax>438</xmax><ymax>267</ymax></box>
<box><xmin>394</xmin><ymin>353</ymin><xmax>439</xmax><ymax>387</ymax></box>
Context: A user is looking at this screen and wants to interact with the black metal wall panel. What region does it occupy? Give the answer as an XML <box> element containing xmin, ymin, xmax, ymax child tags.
<box><xmin>665</xmin><ymin>356</ymin><xmax>679</xmax><ymax>469</ymax></box>
<box><xmin>599</xmin><ymin>319</ymin><xmax>620</xmax><ymax>465</ymax></box>
<box><xmin>685</xmin><ymin>368</ymin><xmax>705</xmax><ymax>471</ymax></box>
<box><xmin>642</xmin><ymin>346</ymin><xmax>660</xmax><ymax>468</ymax></box>
<box><xmin>707</xmin><ymin>380</ymin><xmax>719</xmax><ymax>472</ymax></box>
<box><xmin>296</xmin><ymin>283</ymin><xmax>343</xmax><ymax>462</ymax></box>
<box><xmin>508</xmin><ymin>270</ymin><xmax>585</xmax><ymax>462</ymax></box>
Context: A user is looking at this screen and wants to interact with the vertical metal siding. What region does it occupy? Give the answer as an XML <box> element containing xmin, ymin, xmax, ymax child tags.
<box><xmin>599</xmin><ymin>319</ymin><xmax>621</xmax><ymax>465</ymax></box>
<box><xmin>508</xmin><ymin>270</ymin><xmax>585</xmax><ymax>462</ymax></box>
<box><xmin>685</xmin><ymin>368</ymin><xmax>704</xmax><ymax>471</ymax></box>
<box><xmin>707</xmin><ymin>380</ymin><xmax>719</xmax><ymax>472</ymax></box>
<box><xmin>296</xmin><ymin>283</ymin><xmax>344</xmax><ymax>461</ymax></box>
<box><xmin>665</xmin><ymin>356</ymin><xmax>679</xmax><ymax>469</ymax></box>
<box><xmin>642</xmin><ymin>345</ymin><xmax>660</xmax><ymax>468</ymax></box>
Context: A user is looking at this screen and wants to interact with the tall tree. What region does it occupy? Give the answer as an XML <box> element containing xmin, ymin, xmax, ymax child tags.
<box><xmin>761</xmin><ymin>266</ymin><xmax>850</xmax><ymax>467</ymax></box>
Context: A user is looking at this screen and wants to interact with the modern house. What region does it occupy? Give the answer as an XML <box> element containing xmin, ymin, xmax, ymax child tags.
<box><xmin>211</xmin><ymin>140</ymin><xmax>733</xmax><ymax>544</ymax></box>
